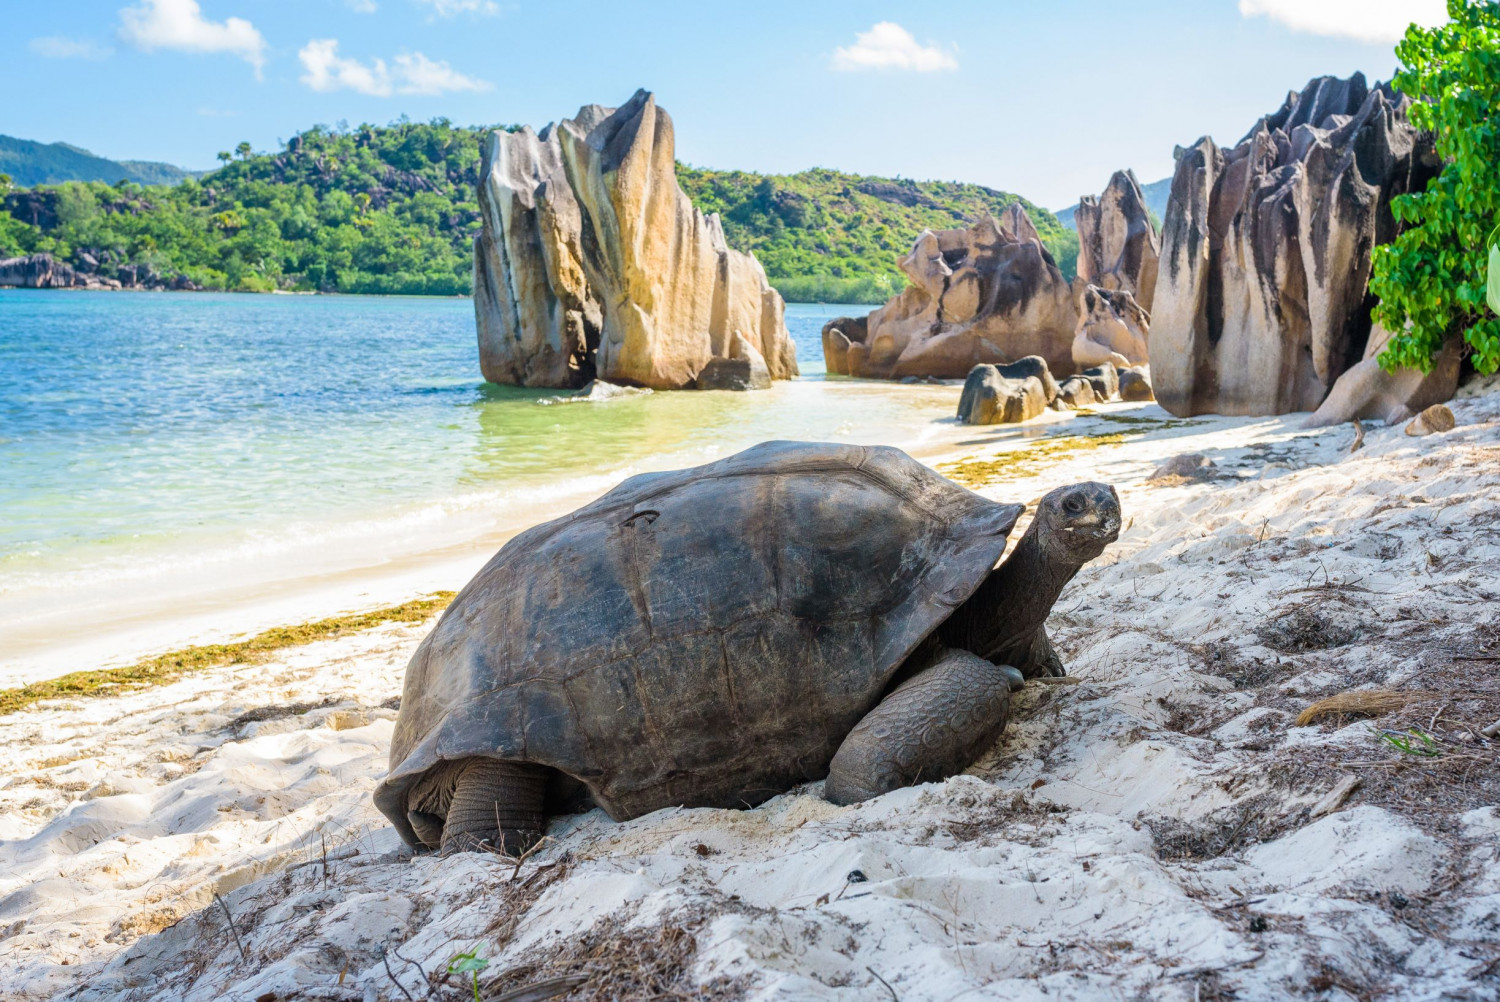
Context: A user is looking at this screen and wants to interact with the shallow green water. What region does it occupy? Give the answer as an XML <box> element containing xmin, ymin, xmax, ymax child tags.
<box><xmin>0</xmin><ymin>292</ymin><xmax>959</xmax><ymax>625</ymax></box>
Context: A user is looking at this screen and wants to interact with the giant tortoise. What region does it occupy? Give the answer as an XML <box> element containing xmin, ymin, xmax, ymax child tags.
<box><xmin>374</xmin><ymin>441</ymin><xmax>1119</xmax><ymax>854</ymax></box>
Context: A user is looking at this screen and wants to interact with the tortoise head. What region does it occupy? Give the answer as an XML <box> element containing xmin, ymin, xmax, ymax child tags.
<box><xmin>1034</xmin><ymin>482</ymin><xmax>1121</xmax><ymax>565</ymax></box>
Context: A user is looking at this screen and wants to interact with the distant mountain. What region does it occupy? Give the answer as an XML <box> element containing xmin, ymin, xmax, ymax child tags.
<box><xmin>0</xmin><ymin>135</ymin><xmax>200</xmax><ymax>187</ymax></box>
<box><xmin>1054</xmin><ymin>175</ymin><xmax>1172</xmax><ymax>230</ymax></box>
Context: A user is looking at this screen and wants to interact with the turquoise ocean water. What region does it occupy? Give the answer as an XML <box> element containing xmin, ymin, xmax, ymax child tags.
<box><xmin>0</xmin><ymin>292</ymin><xmax>965</xmax><ymax>662</ymax></box>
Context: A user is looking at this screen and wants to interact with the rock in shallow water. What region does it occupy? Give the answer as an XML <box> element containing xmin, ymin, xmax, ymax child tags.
<box><xmin>822</xmin><ymin>206</ymin><xmax>1078</xmax><ymax>380</ymax></box>
<box><xmin>956</xmin><ymin>365</ymin><xmax>1049</xmax><ymax>424</ymax></box>
<box><xmin>473</xmin><ymin>90</ymin><xmax>797</xmax><ymax>391</ymax></box>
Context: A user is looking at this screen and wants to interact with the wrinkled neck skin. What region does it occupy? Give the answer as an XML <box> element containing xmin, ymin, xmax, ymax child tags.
<box><xmin>942</xmin><ymin>520</ymin><xmax>1083</xmax><ymax>665</ymax></box>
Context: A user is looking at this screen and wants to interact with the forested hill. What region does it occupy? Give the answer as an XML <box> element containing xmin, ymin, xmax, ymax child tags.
<box><xmin>0</xmin><ymin>119</ymin><xmax>1075</xmax><ymax>301</ymax></box>
<box><xmin>678</xmin><ymin>167</ymin><xmax>1076</xmax><ymax>302</ymax></box>
<box><xmin>0</xmin><ymin>135</ymin><xmax>198</xmax><ymax>187</ymax></box>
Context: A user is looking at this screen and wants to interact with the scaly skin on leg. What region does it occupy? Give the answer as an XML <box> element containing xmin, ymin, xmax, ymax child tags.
<box><xmin>437</xmin><ymin>759</ymin><xmax>549</xmax><ymax>856</ymax></box>
<box><xmin>824</xmin><ymin>649</ymin><xmax>1016</xmax><ymax>806</ymax></box>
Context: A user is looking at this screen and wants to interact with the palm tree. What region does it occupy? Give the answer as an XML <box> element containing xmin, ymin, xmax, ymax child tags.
<box><xmin>217</xmin><ymin>151</ymin><xmax>232</xmax><ymax>166</ymax></box>
<box><xmin>236</xmin><ymin>142</ymin><xmax>252</xmax><ymax>160</ymax></box>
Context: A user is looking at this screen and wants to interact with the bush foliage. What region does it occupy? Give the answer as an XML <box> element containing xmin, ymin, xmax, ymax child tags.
<box><xmin>1372</xmin><ymin>0</ymin><xmax>1500</xmax><ymax>374</ymax></box>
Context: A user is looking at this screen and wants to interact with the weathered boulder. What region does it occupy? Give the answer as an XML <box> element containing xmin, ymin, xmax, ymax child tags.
<box><xmin>1081</xmin><ymin>362</ymin><xmax>1119</xmax><ymax>402</ymax></box>
<box><xmin>1075</xmin><ymin>169</ymin><xmax>1160</xmax><ymax>312</ymax></box>
<box><xmin>1304</xmin><ymin>325</ymin><xmax>1462</xmax><ymax>427</ymax></box>
<box><xmin>695</xmin><ymin>333</ymin><xmax>773</xmax><ymax>391</ymax></box>
<box><xmin>992</xmin><ymin>355</ymin><xmax>1060</xmax><ymax>404</ymax></box>
<box><xmin>473</xmin><ymin>90</ymin><xmax>797</xmax><ymax>390</ymax></box>
<box><xmin>1073</xmin><ymin>285</ymin><xmax>1150</xmax><ymax>369</ymax></box>
<box><xmin>1057</xmin><ymin>376</ymin><xmax>1096</xmax><ymax>408</ymax></box>
<box><xmin>1405</xmin><ymin>404</ymin><xmax>1455</xmax><ymax>436</ymax></box>
<box><xmin>1150</xmin><ymin>74</ymin><xmax>1441</xmax><ymax>417</ymax></box>
<box><xmin>0</xmin><ymin>253</ymin><xmax>76</xmax><ymax>288</ymax></box>
<box><xmin>822</xmin><ymin>205</ymin><xmax>1078</xmax><ymax>379</ymax></box>
<box><xmin>957</xmin><ymin>364</ymin><xmax>1049</xmax><ymax>424</ymax></box>
<box><xmin>1118</xmin><ymin>366</ymin><xmax>1155</xmax><ymax>402</ymax></box>
<box><xmin>821</xmin><ymin>315</ymin><xmax>868</xmax><ymax>377</ymax></box>
<box><xmin>1149</xmin><ymin>454</ymin><xmax>1217</xmax><ymax>482</ymax></box>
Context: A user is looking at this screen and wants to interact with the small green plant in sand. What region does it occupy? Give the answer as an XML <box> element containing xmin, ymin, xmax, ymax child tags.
<box><xmin>447</xmin><ymin>946</ymin><xmax>489</xmax><ymax>1002</ymax></box>
<box><xmin>939</xmin><ymin>433</ymin><xmax>1129</xmax><ymax>488</ymax></box>
<box><xmin>1381</xmin><ymin>728</ymin><xmax>1443</xmax><ymax>758</ymax></box>
<box><xmin>0</xmin><ymin>592</ymin><xmax>455</xmax><ymax>716</ymax></box>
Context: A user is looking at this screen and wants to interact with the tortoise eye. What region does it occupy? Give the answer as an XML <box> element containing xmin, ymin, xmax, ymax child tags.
<box><xmin>1063</xmin><ymin>495</ymin><xmax>1085</xmax><ymax>514</ymax></box>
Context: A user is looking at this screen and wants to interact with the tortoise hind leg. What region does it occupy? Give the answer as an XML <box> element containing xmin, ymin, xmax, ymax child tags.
<box><xmin>824</xmin><ymin>648</ymin><xmax>1018</xmax><ymax>806</ymax></box>
<box><xmin>440</xmin><ymin>759</ymin><xmax>549</xmax><ymax>856</ymax></box>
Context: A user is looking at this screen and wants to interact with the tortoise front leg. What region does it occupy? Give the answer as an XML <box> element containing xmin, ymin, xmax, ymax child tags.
<box><xmin>439</xmin><ymin>759</ymin><xmax>549</xmax><ymax>856</ymax></box>
<box><xmin>1018</xmin><ymin>627</ymin><xmax>1066</xmax><ymax>679</ymax></box>
<box><xmin>824</xmin><ymin>648</ymin><xmax>1019</xmax><ymax>806</ymax></box>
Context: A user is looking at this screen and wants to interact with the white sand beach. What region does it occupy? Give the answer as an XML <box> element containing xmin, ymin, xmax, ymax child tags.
<box><xmin>3</xmin><ymin>386</ymin><xmax>1499</xmax><ymax>1001</ymax></box>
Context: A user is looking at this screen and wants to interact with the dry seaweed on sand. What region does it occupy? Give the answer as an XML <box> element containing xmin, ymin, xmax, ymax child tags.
<box><xmin>0</xmin><ymin>591</ymin><xmax>454</xmax><ymax>716</ymax></box>
<box><xmin>482</xmin><ymin>900</ymin><xmax>751</xmax><ymax>1002</ymax></box>
<box><xmin>938</xmin><ymin>433</ymin><xmax>1129</xmax><ymax>488</ymax></box>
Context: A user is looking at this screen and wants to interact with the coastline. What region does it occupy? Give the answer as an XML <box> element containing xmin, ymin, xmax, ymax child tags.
<box><xmin>0</xmin><ymin>380</ymin><xmax>1003</xmax><ymax>687</ymax></box>
<box><xmin>0</xmin><ymin>395</ymin><xmax>1299</xmax><ymax>691</ymax></box>
<box><xmin>0</xmin><ymin>280</ymin><xmax>875</xmax><ymax>307</ymax></box>
<box><xmin>4</xmin><ymin>384</ymin><xmax>1496</xmax><ymax>1000</ymax></box>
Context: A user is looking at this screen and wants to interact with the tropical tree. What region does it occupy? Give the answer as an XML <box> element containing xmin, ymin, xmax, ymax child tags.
<box><xmin>236</xmin><ymin>141</ymin><xmax>253</xmax><ymax>160</ymax></box>
<box><xmin>1372</xmin><ymin>0</ymin><xmax>1500</xmax><ymax>374</ymax></box>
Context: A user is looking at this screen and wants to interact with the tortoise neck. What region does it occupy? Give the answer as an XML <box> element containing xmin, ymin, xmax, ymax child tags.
<box><xmin>946</xmin><ymin>520</ymin><xmax>1081</xmax><ymax>664</ymax></box>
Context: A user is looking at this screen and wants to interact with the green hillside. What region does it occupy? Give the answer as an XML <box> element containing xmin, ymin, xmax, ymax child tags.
<box><xmin>0</xmin><ymin>120</ymin><xmax>489</xmax><ymax>294</ymax></box>
<box><xmin>0</xmin><ymin>120</ymin><xmax>1076</xmax><ymax>301</ymax></box>
<box><xmin>0</xmin><ymin>134</ymin><xmax>198</xmax><ymax>187</ymax></box>
<box><xmin>679</xmin><ymin>167</ymin><xmax>1077</xmax><ymax>302</ymax></box>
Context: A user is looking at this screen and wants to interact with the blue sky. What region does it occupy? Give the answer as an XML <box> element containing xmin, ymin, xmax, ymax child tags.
<box><xmin>1</xmin><ymin>0</ymin><xmax>1447</xmax><ymax>208</ymax></box>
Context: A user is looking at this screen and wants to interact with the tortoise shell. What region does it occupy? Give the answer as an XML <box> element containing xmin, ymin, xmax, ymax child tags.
<box><xmin>373</xmin><ymin>440</ymin><xmax>1021</xmax><ymax>842</ymax></box>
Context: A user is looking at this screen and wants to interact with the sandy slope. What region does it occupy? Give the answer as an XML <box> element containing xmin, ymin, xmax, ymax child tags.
<box><xmin>3</xmin><ymin>391</ymin><xmax>1499</xmax><ymax>1001</ymax></box>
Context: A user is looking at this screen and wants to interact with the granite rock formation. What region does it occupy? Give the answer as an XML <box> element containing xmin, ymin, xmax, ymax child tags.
<box><xmin>1149</xmin><ymin>74</ymin><xmax>1440</xmax><ymax>417</ymax></box>
<box><xmin>956</xmin><ymin>365</ymin><xmax>1049</xmax><ymax>424</ymax></box>
<box><xmin>1073</xmin><ymin>285</ymin><xmax>1150</xmax><ymax>369</ymax></box>
<box><xmin>1057</xmin><ymin>376</ymin><xmax>1096</xmax><ymax>408</ymax></box>
<box><xmin>1304</xmin><ymin>325</ymin><xmax>1462</xmax><ymax>427</ymax></box>
<box><xmin>0</xmin><ymin>252</ymin><xmax>197</xmax><ymax>291</ymax></box>
<box><xmin>0</xmin><ymin>254</ymin><xmax>75</xmax><ymax>288</ymax></box>
<box><xmin>473</xmin><ymin>90</ymin><xmax>797</xmax><ymax>390</ymax></box>
<box><xmin>1075</xmin><ymin>170</ymin><xmax>1160</xmax><ymax>312</ymax></box>
<box><xmin>1118</xmin><ymin>367</ymin><xmax>1155</xmax><ymax>402</ymax></box>
<box><xmin>1081</xmin><ymin>363</ymin><xmax>1120</xmax><ymax>402</ymax></box>
<box><xmin>821</xmin><ymin>205</ymin><xmax>1078</xmax><ymax>379</ymax></box>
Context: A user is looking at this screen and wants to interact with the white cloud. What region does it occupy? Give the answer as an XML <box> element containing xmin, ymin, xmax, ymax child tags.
<box><xmin>347</xmin><ymin>0</ymin><xmax>378</xmax><ymax>11</ymax></box>
<box><xmin>392</xmin><ymin>51</ymin><xmax>492</xmax><ymax>95</ymax></box>
<box><xmin>832</xmin><ymin>22</ymin><xmax>957</xmax><ymax>72</ymax></box>
<box><xmin>118</xmin><ymin>0</ymin><xmax>267</xmax><ymax>74</ymax></box>
<box><xmin>29</xmin><ymin>36</ymin><xmax>114</xmax><ymax>60</ymax></box>
<box><xmin>1238</xmin><ymin>0</ymin><xmax>1449</xmax><ymax>45</ymax></box>
<box><xmin>414</xmin><ymin>0</ymin><xmax>499</xmax><ymax>16</ymax></box>
<box><xmin>298</xmin><ymin>39</ymin><xmax>491</xmax><ymax>96</ymax></box>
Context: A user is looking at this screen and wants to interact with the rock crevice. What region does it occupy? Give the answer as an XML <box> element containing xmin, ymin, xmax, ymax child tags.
<box><xmin>1149</xmin><ymin>73</ymin><xmax>1442</xmax><ymax>417</ymax></box>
